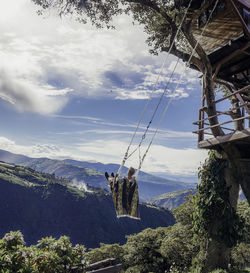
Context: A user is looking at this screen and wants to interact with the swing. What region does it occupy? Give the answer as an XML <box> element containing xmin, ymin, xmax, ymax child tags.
<box><xmin>104</xmin><ymin>0</ymin><xmax>218</xmax><ymax>220</ymax></box>
<box><xmin>105</xmin><ymin>168</ymin><xmax>139</xmax><ymax>219</ymax></box>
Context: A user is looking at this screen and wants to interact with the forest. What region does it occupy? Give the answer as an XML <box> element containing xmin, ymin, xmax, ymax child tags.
<box><xmin>0</xmin><ymin>197</ymin><xmax>249</xmax><ymax>273</ymax></box>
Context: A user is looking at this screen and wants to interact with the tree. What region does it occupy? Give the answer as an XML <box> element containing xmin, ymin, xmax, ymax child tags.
<box><xmin>192</xmin><ymin>153</ymin><xmax>245</xmax><ymax>272</ymax></box>
<box><xmin>30</xmin><ymin>0</ymin><xmax>250</xmax><ymax>271</ymax></box>
<box><xmin>84</xmin><ymin>243</ymin><xmax>125</xmax><ymax>265</ymax></box>
<box><xmin>123</xmin><ymin>227</ymin><xmax>169</xmax><ymax>273</ymax></box>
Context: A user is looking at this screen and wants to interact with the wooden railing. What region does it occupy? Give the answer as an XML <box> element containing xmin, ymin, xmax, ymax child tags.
<box><xmin>72</xmin><ymin>258</ymin><xmax>122</xmax><ymax>273</ymax></box>
<box><xmin>193</xmin><ymin>85</ymin><xmax>250</xmax><ymax>143</ymax></box>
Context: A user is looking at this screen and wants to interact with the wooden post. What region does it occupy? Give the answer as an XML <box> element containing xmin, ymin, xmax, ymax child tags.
<box><xmin>199</xmin><ymin>77</ymin><xmax>206</xmax><ymax>142</ymax></box>
<box><xmin>198</xmin><ymin>109</ymin><xmax>204</xmax><ymax>142</ymax></box>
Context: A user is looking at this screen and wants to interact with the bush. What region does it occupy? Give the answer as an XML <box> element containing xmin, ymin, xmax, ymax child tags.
<box><xmin>123</xmin><ymin>227</ymin><xmax>169</xmax><ymax>273</ymax></box>
<box><xmin>84</xmin><ymin>243</ymin><xmax>124</xmax><ymax>265</ymax></box>
<box><xmin>160</xmin><ymin>223</ymin><xmax>197</xmax><ymax>270</ymax></box>
<box><xmin>0</xmin><ymin>232</ymin><xmax>86</xmax><ymax>273</ymax></box>
<box><xmin>231</xmin><ymin>243</ymin><xmax>250</xmax><ymax>269</ymax></box>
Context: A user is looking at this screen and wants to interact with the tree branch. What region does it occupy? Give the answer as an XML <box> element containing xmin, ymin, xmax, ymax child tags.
<box><xmin>125</xmin><ymin>0</ymin><xmax>172</xmax><ymax>23</ymax></box>
<box><xmin>125</xmin><ymin>0</ymin><xmax>178</xmax><ymax>35</ymax></box>
<box><xmin>161</xmin><ymin>44</ymin><xmax>204</xmax><ymax>71</ymax></box>
<box><xmin>189</xmin><ymin>0</ymin><xmax>214</xmax><ymax>26</ymax></box>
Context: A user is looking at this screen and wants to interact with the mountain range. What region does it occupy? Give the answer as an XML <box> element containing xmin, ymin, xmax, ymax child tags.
<box><xmin>0</xmin><ymin>149</ymin><xmax>194</xmax><ymax>201</ymax></box>
<box><xmin>150</xmin><ymin>186</ymin><xmax>246</xmax><ymax>210</ymax></box>
<box><xmin>150</xmin><ymin>189</ymin><xmax>197</xmax><ymax>210</ymax></box>
<box><xmin>0</xmin><ymin>161</ymin><xmax>175</xmax><ymax>248</ymax></box>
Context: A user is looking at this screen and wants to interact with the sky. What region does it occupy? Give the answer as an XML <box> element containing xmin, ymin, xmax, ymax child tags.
<box><xmin>0</xmin><ymin>0</ymin><xmax>208</xmax><ymax>182</ymax></box>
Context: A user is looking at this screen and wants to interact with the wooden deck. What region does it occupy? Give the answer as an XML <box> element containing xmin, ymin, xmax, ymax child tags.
<box><xmin>187</xmin><ymin>0</ymin><xmax>250</xmax><ymax>54</ymax></box>
<box><xmin>183</xmin><ymin>0</ymin><xmax>250</xmax><ymax>87</ymax></box>
<box><xmin>198</xmin><ymin>128</ymin><xmax>250</xmax><ymax>149</ymax></box>
<box><xmin>192</xmin><ymin>2</ymin><xmax>244</xmax><ymax>55</ymax></box>
<box><xmin>179</xmin><ymin>0</ymin><xmax>250</xmax><ymax>148</ymax></box>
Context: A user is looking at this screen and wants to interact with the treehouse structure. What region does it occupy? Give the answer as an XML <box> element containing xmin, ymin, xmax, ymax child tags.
<box><xmin>182</xmin><ymin>0</ymin><xmax>250</xmax><ymax>149</ymax></box>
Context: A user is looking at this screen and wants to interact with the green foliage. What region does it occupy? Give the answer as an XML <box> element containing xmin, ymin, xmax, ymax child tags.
<box><xmin>172</xmin><ymin>196</ymin><xmax>195</xmax><ymax>227</ymax></box>
<box><xmin>0</xmin><ymin>232</ymin><xmax>86</xmax><ymax>273</ymax></box>
<box><xmin>160</xmin><ymin>223</ymin><xmax>197</xmax><ymax>270</ymax></box>
<box><xmin>193</xmin><ymin>152</ymin><xmax>244</xmax><ymax>248</ymax></box>
<box><xmin>0</xmin><ymin>195</ymin><xmax>249</xmax><ymax>273</ymax></box>
<box><xmin>123</xmin><ymin>227</ymin><xmax>169</xmax><ymax>273</ymax></box>
<box><xmin>237</xmin><ymin>201</ymin><xmax>250</xmax><ymax>243</ymax></box>
<box><xmin>0</xmin><ymin>231</ymin><xmax>25</xmax><ymax>250</ymax></box>
<box><xmin>231</xmin><ymin>242</ymin><xmax>250</xmax><ymax>269</ymax></box>
<box><xmin>231</xmin><ymin>203</ymin><xmax>250</xmax><ymax>269</ymax></box>
<box><xmin>0</xmin><ymin>161</ymin><xmax>70</xmax><ymax>188</ymax></box>
<box><xmin>32</xmin><ymin>0</ymin><xmax>191</xmax><ymax>56</ymax></box>
<box><xmin>152</xmin><ymin>189</ymin><xmax>196</xmax><ymax>210</ymax></box>
<box><xmin>85</xmin><ymin>243</ymin><xmax>124</xmax><ymax>265</ymax></box>
<box><xmin>211</xmin><ymin>269</ymin><xmax>228</xmax><ymax>273</ymax></box>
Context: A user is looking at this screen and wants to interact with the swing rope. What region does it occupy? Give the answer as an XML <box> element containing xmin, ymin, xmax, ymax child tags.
<box><xmin>134</xmin><ymin>0</ymin><xmax>220</xmax><ymax>179</ymax></box>
<box><xmin>117</xmin><ymin>0</ymin><xmax>193</xmax><ymax>177</ymax></box>
<box><xmin>126</xmin><ymin>58</ymin><xmax>181</xmax><ymax>161</ymax></box>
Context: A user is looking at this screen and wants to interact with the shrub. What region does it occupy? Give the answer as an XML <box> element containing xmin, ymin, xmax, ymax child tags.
<box><xmin>0</xmin><ymin>232</ymin><xmax>86</xmax><ymax>273</ymax></box>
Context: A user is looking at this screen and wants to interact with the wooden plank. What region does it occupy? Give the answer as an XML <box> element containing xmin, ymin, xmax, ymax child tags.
<box><xmin>192</xmin><ymin>8</ymin><xmax>244</xmax><ymax>53</ymax></box>
<box><xmin>229</xmin><ymin>0</ymin><xmax>250</xmax><ymax>37</ymax></box>
<box><xmin>235</xmin><ymin>93</ymin><xmax>250</xmax><ymax>115</ymax></box>
<box><xmin>198</xmin><ymin>128</ymin><xmax>250</xmax><ymax>148</ymax></box>
<box><xmin>214</xmin><ymin>85</ymin><xmax>250</xmax><ymax>104</ymax></box>
<box><xmin>235</xmin><ymin>0</ymin><xmax>250</xmax><ymax>11</ymax></box>
<box><xmin>85</xmin><ymin>259</ymin><xmax>118</xmax><ymax>271</ymax></box>
<box><xmin>194</xmin><ymin>115</ymin><xmax>250</xmax><ymax>133</ymax></box>
<box><xmin>87</xmin><ymin>264</ymin><xmax>122</xmax><ymax>273</ymax></box>
<box><xmin>203</xmin><ymin>122</ymin><xmax>235</xmax><ymax>131</ymax></box>
<box><xmin>212</xmin><ymin>43</ymin><xmax>250</xmax><ymax>79</ymax></box>
<box><xmin>193</xmin><ymin>102</ymin><xmax>250</xmax><ymax>126</ymax></box>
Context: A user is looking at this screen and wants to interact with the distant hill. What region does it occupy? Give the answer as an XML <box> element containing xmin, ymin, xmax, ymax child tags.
<box><xmin>150</xmin><ymin>189</ymin><xmax>196</xmax><ymax>210</ymax></box>
<box><xmin>151</xmin><ymin>188</ymin><xmax>246</xmax><ymax>210</ymax></box>
<box><xmin>0</xmin><ymin>162</ymin><xmax>175</xmax><ymax>248</ymax></box>
<box><xmin>0</xmin><ymin>149</ymin><xmax>193</xmax><ymax>201</ymax></box>
<box><xmin>65</xmin><ymin>158</ymin><xmax>195</xmax><ymax>201</ymax></box>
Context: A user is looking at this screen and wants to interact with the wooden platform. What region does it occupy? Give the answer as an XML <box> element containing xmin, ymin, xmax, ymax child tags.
<box><xmin>198</xmin><ymin>128</ymin><xmax>250</xmax><ymax>149</ymax></box>
<box><xmin>72</xmin><ymin>258</ymin><xmax>122</xmax><ymax>273</ymax></box>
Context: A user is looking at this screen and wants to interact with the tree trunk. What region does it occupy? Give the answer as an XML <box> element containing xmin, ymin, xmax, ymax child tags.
<box><xmin>221</xmin><ymin>143</ymin><xmax>250</xmax><ymax>204</ymax></box>
<box><xmin>201</xmin><ymin>149</ymin><xmax>240</xmax><ymax>273</ymax></box>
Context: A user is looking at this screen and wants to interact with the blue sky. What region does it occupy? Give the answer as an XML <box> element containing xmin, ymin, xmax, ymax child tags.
<box><xmin>0</xmin><ymin>0</ymin><xmax>208</xmax><ymax>182</ymax></box>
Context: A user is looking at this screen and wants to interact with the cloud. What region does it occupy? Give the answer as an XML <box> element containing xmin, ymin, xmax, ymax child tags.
<box><xmin>76</xmin><ymin>139</ymin><xmax>207</xmax><ymax>176</ymax></box>
<box><xmin>0</xmin><ymin>137</ymin><xmax>16</xmax><ymax>149</ymax></box>
<box><xmin>0</xmin><ymin>135</ymin><xmax>207</xmax><ymax>176</ymax></box>
<box><xmin>0</xmin><ymin>0</ymin><xmax>200</xmax><ymax>115</ymax></box>
<box><xmin>51</xmin><ymin>114</ymin><xmax>102</xmax><ymax>122</ymax></box>
<box><xmin>0</xmin><ymin>68</ymin><xmax>72</xmax><ymax>114</ymax></box>
<box><xmin>0</xmin><ymin>138</ymin><xmax>70</xmax><ymax>159</ymax></box>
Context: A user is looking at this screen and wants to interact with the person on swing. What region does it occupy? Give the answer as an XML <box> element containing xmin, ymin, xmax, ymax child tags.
<box><xmin>104</xmin><ymin>167</ymin><xmax>139</xmax><ymax>219</ymax></box>
<box><xmin>104</xmin><ymin>167</ymin><xmax>136</xmax><ymax>185</ymax></box>
<box><xmin>127</xmin><ymin>167</ymin><xmax>136</xmax><ymax>182</ymax></box>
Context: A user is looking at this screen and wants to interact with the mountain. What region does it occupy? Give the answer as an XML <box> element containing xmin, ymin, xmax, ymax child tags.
<box><xmin>151</xmin><ymin>187</ymin><xmax>247</xmax><ymax>210</ymax></box>
<box><xmin>0</xmin><ymin>150</ymin><xmax>106</xmax><ymax>189</ymax></box>
<box><xmin>64</xmin><ymin>159</ymin><xmax>195</xmax><ymax>200</ymax></box>
<box><xmin>150</xmin><ymin>189</ymin><xmax>197</xmax><ymax>210</ymax></box>
<box><xmin>0</xmin><ymin>149</ymin><xmax>193</xmax><ymax>201</ymax></box>
<box><xmin>0</xmin><ymin>161</ymin><xmax>175</xmax><ymax>248</ymax></box>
